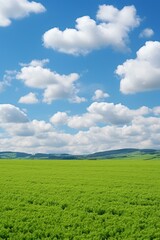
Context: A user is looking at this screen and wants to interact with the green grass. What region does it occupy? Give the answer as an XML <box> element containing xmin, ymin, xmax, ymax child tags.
<box><xmin>0</xmin><ymin>159</ymin><xmax>160</xmax><ymax>239</ymax></box>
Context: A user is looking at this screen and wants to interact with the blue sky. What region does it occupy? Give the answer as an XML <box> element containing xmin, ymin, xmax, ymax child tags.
<box><xmin>0</xmin><ymin>0</ymin><xmax>160</xmax><ymax>154</ymax></box>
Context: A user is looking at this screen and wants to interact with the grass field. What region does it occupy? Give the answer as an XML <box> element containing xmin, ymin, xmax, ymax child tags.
<box><xmin>0</xmin><ymin>159</ymin><xmax>160</xmax><ymax>239</ymax></box>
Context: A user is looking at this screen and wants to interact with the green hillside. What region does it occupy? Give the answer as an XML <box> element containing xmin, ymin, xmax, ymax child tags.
<box><xmin>0</xmin><ymin>148</ymin><xmax>160</xmax><ymax>160</ymax></box>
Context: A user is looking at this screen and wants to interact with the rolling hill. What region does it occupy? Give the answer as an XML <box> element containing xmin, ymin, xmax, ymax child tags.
<box><xmin>0</xmin><ymin>148</ymin><xmax>159</xmax><ymax>160</ymax></box>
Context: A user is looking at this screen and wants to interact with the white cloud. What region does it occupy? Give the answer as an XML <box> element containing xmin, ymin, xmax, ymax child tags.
<box><xmin>0</xmin><ymin>104</ymin><xmax>28</xmax><ymax>123</ymax></box>
<box><xmin>139</xmin><ymin>28</ymin><xmax>154</xmax><ymax>38</ymax></box>
<box><xmin>50</xmin><ymin>112</ymin><xmax>69</xmax><ymax>125</ymax></box>
<box><xmin>116</xmin><ymin>41</ymin><xmax>160</xmax><ymax>94</ymax></box>
<box><xmin>92</xmin><ymin>89</ymin><xmax>109</xmax><ymax>101</ymax></box>
<box><xmin>70</xmin><ymin>96</ymin><xmax>86</xmax><ymax>104</ymax></box>
<box><xmin>66</xmin><ymin>116</ymin><xmax>160</xmax><ymax>154</ymax></box>
<box><xmin>1</xmin><ymin>118</ymin><xmax>160</xmax><ymax>154</ymax></box>
<box><xmin>153</xmin><ymin>106</ymin><xmax>160</xmax><ymax>116</ymax></box>
<box><xmin>18</xmin><ymin>92</ymin><xmax>39</xmax><ymax>104</ymax></box>
<box><xmin>0</xmin><ymin>70</ymin><xmax>17</xmax><ymax>92</ymax></box>
<box><xmin>20</xmin><ymin>59</ymin><xmax>49</xmax><ymax>68</ymax></box>
<box><xmin>68</xmin><ymin>114</ymin><xmax>160</xmax><ymax>153</ymax></box>
<box><xmin>50</xmin><ymin>111</ymin><xmax>97</xmax><ymax>129</ymax></box>
<box><xmin>0</xmin><ymin>103</ymin><xmax>160</xmax><ymax>154</ymax></box>
<box><xmin>16</xmin><ymin>59</ymin><xmax>84</xmax><ymax>104</ymax></box>
<box><xmin>0</xmin><ymin>0</ymin><xmax>46</xmax><ymax>27</ymax></box>
<box><xmin>87</xmin><ymin>102</ymin><xmax>149</xmax><ymax>125</ymax></box>
<box><xmin>50</xmin><ymin>102</ymin><xmax>150</xmax><ymax>129</ymax></box>
<box><xmin>43</xmin><ymin>5</ymin><xmax>140</xmax><ymax>55</ymax></box>
<box><xmin>7</xmin><ymin>119</ymin><xmax>53</xmax><ymax>137</ymax></box>
<box><xmin>0</xmin><ymin>111</ymin><xmax>72</xmax><ymax>153</ymax></box>
<box><xmin>68</xmin><ymin>113</ymin><xmax>98</xmax><ymax>129</ymax></box>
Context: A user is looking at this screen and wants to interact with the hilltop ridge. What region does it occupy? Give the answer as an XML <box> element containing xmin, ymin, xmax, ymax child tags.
<box><xmin>0</xmin><ymin>148</ymin><xmax>159</xmax><ymax>160</ymax></box>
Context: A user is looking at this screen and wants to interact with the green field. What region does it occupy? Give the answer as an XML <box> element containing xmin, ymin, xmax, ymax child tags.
<box><xmin>0</xmin><ymin>159</ymin><xmax>160</xmax><ymax>240</ymax></box>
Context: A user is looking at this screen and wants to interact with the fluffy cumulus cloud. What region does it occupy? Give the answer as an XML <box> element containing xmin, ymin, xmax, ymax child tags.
<box><xmin>6</xmin><ymin>119</ymin><xmax>53</xmax><ymax>137</ymax></box>
<box><xmin>50</xmin><ymin>102</ymin><xmax>150</xmax><ymax>129</ymax></box>
<box><xmin>116</xmin><ymin>41</ymin><xmax>160</xmax><ymax>94</ymax></box>
<box><xmin>0</xmin><ymin>0</ymin><xmax>46</xmax><ymax>27</ymax></box>
<box><xmin>139</xmin><ymin>28</ymin><xmax>154</xmax><ymax>38</ymax></box>
<box><xmin>1</xmin><ymin>103</ymin><xmax>160</xmax><ymax>154</ymax></box>
<box><xmin>153</xmin><ymin>106</ymin><xmax>160</xmax><ymax>116</ymax></box>
<box><xmin>16</xmin><ymin>59</ymin><xmax>85</xmax><ymax>104</ymax></box>
<box><xmin>18</xmin><ymin>92</ymin><xmax>39</xmax><ymax>104</ymax></box>
<box><xmin>20</xmin><ymin>59</ymin><xmax>49</xmax><ymax>68</ymax></box>
<box><xmin>0</xmin><ymin>104</ymin><xmax>28</xmax><ymax>123</ymax></box>
<box><xmin>43</xmin><ymin>5</ymin><xmax>140</xmax><ymax>55</ymax></box>
<box><xmin>50</xmin><ymin>112</ymin><xmax>69</xmax><ymax>125</ymax></box>
<box><xmin>87</xmin><ymin>102</ymin><xmax>149</xmax><ymax>125</ymax></box>
<box><xmin>0</xmin><ymin>104</ymin><xmax>69</xmax><ymax>153</ymax></box>
<box><xmin>92</xmin><ymin>89</ymin><xmax>109</xmax><ymax>101</ymax></box>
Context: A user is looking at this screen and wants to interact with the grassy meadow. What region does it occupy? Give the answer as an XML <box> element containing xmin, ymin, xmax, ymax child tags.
<box><xmin>0</xmin><ymin>158</ymin><xmax>160</xmax><ymax>239</ymax></box>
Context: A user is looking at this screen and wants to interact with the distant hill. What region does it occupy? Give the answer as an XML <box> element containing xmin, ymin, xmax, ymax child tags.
<box><xmin>86</xmin><ymin>148</ymin><xmax>160</xmax><ymax>159</ymax></box>
<box><xmin>0</xmin><ymin>152</ymin><xmax>76</xmax><ymax>160</ymax></box>
<box><xmin>0</xmin><ymin>148</ymin><xmax>160</xmax><ymax>160</ymax></box>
